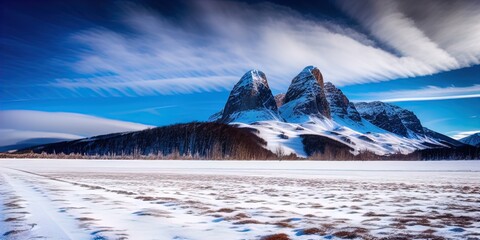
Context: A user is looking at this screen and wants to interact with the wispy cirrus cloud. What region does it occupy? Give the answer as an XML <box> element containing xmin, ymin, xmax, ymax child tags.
<box><xmin>51</xmin><ymin>75</ymin><xmax>238</xmax><ymax>97</ymax></box>
<box><xmin>352</xmin><ymin>84</ymin><xmax>480</xmax><ymax>102</ymax></box>
<box><xmin>450</xmin><ymin>130</ymin><xmax>480</xmax><ymax>140</ymax></box>
<box><xmin>49</xmin><ymin>0</ymin><xmax>480</xmax><ymax>96</ymax></box>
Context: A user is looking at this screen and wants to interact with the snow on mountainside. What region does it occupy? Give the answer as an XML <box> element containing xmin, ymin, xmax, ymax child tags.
<box><xmin>233</xmin><ymin>120</ymin><xmax>447</xmax><ymax>157</ymax></box>
<box><xmin>459</xmin><ymin>133</ymin><xmax>480</xmax><ymax>147</ymax></box>
<box><xmin>209</xmin><ymin>66</ymin><xmax>456</xmax><ymax>157</ymax></box>
<box><xmin>213</xmin><ymin>70</ymin><xmax>281</xmax><ymax>123</ymax></box>
<box><xmin>5</xmin><ymin>67</ymin><xmax>470</xmax><ymax>159</ymax></box>
<box><xmin>323</xmin><ymin>82</ymin><xmax>389</xmax><ymax>134</ymax></box>
<box><xmin>355</xmin><ymin>101</ymin><xmax>425</xmax><ymax>138</ymax></box>
<box><xmin>324</xmin><ymin>82</ymin><xmax>361</xmax><ymax>123</ymax></box>
<box><xmin>423</xmin><ymin>127</ymin><xmax>465</xmax><ymax>147</ymax></box>
<box><xmin>279</xmin><ymin>66</ymin><xmax>331</xmax><ymax>122</ymax></box>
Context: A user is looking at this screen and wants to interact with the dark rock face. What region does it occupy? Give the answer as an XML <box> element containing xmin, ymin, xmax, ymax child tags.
<box><xmin>355</xmin><ymin>101</ymin><xmax>424</xmax><ymax>137</ymax></box>
<box><xmin>423</xmin><ymin>127</ymin><xmax>465</xmax><ymax>147</ymax></box>
<box><xmin>324</xmin><ymin>82</ymin><xmax>361</xmax><ymax>122</ymax></box>
<box><xmin>279</xmin><ymin>66</ymin><xmax>331</xmax><ymax>121</ymax></box>
<box><xmin>218</xmin><ymin>70</ymin><xmax>279</xmax><ymax>123</ymax></box>
<box><xmin>274</xmin><ymin>93</ymin><xmax>286</xmax><ymax>108</ymax></box>
<box><xmin>393</xmin><ymin>106</ymin><xmax>425</xmax><ymax>135</ymax></box>
<box><xmin>459</xmin><ymin>133</ymin><xmax>480</xmax><ymax>147</ymax></box>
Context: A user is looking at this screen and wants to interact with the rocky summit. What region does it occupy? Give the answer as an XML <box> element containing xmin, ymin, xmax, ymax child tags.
<box><xmin>216</xmin><ymin>70</ymin><xmax>280</xmax><ymax>123</ymax></box>
<box><xmin>279</xmin><ymin>66</ymin><xmax>331</xmax><ymax>122</ymax></box>
<box><xmin>206</xmin><ymin>66</ymin><xmax>467</xmax><ymax>158</ymax></box>
<box><xmin>324</xmin><ymin>82</ymin><xmax>362</xmax><ymax>123</ymax></box>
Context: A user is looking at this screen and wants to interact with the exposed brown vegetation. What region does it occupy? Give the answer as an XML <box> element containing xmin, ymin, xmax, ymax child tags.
<box><xmin>260</xmin><ymin>233</ymin><xmax>291</xmax><ymax>240</ymax></box>
<box><xmin>301</xmin><ymin>227</ymin><xmax>325</xmax><ymax>235</ymax></box>
<box><xmin>234</xmin><ymin>219</ymin><xmax>263</xmax><ymax>224</ymax></box>
<box><xmin>217</xmin><ymin>208</ymin><xmax>236</xmax><ymax>213</ymax></box>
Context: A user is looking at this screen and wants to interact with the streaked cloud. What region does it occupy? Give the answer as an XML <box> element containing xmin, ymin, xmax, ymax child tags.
<box><xmin>450</xmin><ymin>130</ymin><xmax>480</xmax><ymax>140</ymax></box>
<box><xmin>0</xmin><ymin>110</ymin><xmax>153</xmax><ymax>146</ymax></box>
<box><xmin>353</xmin><ymin>84</ymin><xmax>480</xmax><ymax>102</ymax></box>
<box><xmin>112</xmin><ymin>105</ymin><xmax>178</xmax><ymax>115</ymax></box>
<box><xmin>0</xmin><ymin>129</ymin><xmax>83</xmax><ymax>148</ymax></box>
<box><xmin>50</xmin><ymin>0</ymin><xmax>480</xmax><ymax>96</ymax></box>
<box><xmin>51</xmin><ymin>75</ymin><xmax>238</xmax><ymax>97</ymax></box>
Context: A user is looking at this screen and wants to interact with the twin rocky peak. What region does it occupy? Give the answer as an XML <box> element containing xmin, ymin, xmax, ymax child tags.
<box><xmin>211</xmin><ymin>66</ymin><xmax>336</xmax><ymax>123</ymax></box>
<box><xmin>210</xmin><ymin>66</ymin><xmax>436</xmax><ymax>140</ymax></box>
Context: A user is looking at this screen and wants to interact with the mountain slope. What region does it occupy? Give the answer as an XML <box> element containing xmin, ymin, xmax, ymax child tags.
<box><xmin>279</xmin><ymin>66</ymin><xmax>331</xmax><ymax>122</ymax></box>
<box><xmin>324</xmin><ymin>82</ymin><xmax>361</xmax><ymax>123</ymax></box>
<box><xmin>323</xmin><ymin>82</ymin><xmax>388</xmax><ymax>134</ymax></box>
<box><xmin>423</xmin><ymin>127</ymin><xmax>465</xmax><ymax>147</ymax></box>
<box><xmin>205</xmin><ymin>66</ymin><xmax>462</xmax><ymax>158</ymax></box>
<box><xmin>215</xmin><ymin>70</ymin><xmax>280</xmax><ymax>123</ymax></box>
<box><xmin>355</xmin><ymin>101</ymin><xmax>425</xmax><ymax>138</ymax></box>
<box><xmin>11</xmin><ymin>66</ymin><xmax>471</xmax><ymax>160</ymax></box>
<box><xmin>459</xmin><ymin>133</ymin><xmax>480</xmax><ymax>147</ymax></box>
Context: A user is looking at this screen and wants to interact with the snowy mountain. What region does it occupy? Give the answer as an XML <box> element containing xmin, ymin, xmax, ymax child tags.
<box><xmin>355</xmin><ymin>101</ymin><xmax>424</xmax><ymax>138</ymax></box>
<box><xmin>279</xmin><ymin>66</ymin><xmax>331</xmax><ymax>122</ymax></box>
<box><xmin>10</xmin><ymin>66</ymin><xmax>474</xmax><ymax>160</ymax></box>
<box><xmin>324</xmin><ymin>82</ymin><xmax>361</xmax><ymax>123</ymax></box>
<box><xmin>213</xmin><ymin>70</ymin><xmax>281</xmax><ymax>123</ymax></box>
<box><xmin>459</xmin><ymin>133</ymin><xmax>480</xmax><ymax>147</ymax></box>
<box><xmin>208</xmin><ymin>66</ymin><xmax>466</xmax><ymax>158</ymax></box>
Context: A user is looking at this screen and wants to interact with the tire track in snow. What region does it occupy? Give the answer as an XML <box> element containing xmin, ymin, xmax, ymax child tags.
<box><xmin>1</xmin><ymin>168</ymin><xmax>132</xmax><ymax>239</ymax></box>
<box><xmin>0</xmin><ymin>167</ymin><xmax>235</xmax><ymax>240</ymax></box>
<box><xmin>1</xmin><ymin>171</ymin><xmax>91</xmax><ymax>239</ymax></box>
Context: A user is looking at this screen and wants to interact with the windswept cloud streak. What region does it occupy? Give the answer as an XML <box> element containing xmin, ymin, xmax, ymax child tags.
<box><xmin>0</xmin><ymin>110</ymin><xmax>153</xmax><ymax>147</ymax></box>
<box><xmin>51</xmin><ymin>75</ymin><xmax>238</xmax><ymax>97</ymax></box>
<box><xmin>451</xmin><ymin>130</ymin><xmax>480</xmax><ymax>140</ymax></box>
<box><xmin>352</xmin><ymin>84</ymin><xmax>480</xmax><ymax>102</ymax></box>
<box><xmin>337</xmin><ymin>0</ymin><xmax>462</xmax><ymax>70</ymax></box>
<box><xmin>50</xmin><ymin>0</ymin><xmax>480</xmax><ymax>96</ymax></box>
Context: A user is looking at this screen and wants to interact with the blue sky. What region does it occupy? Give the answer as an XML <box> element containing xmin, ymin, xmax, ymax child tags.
<box><xmin>1</xmin><ymin>0</ymin><xmax>479</xmax><ymax>143</ymax></box>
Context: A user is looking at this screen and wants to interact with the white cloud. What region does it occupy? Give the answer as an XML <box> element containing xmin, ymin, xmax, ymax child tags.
<box><xmin>451</xmin><ymin>130</ymin><xmax>480</xmax><ymax>140</ymax></box>
<box><xmin>51</xmin><ymin>75</ymin><xmax>238</xmax><ymax>97</ymax></box>
<box><xmin>0</xmin><ymin>129</ymin><xmax>83</xmax><ymax>147</ymax></box>
<box><xmin>399</xmin><ymin>0</ymin><xmax>480</xmax><ymax>67</ymax></box>
<box><xmin>337</xmin><ymin>0</ymin><xmax>462</xmax><ymax>70</ymax></box>
<box><xmin>0</xmin><ymin>110</ymin><xmax>153</xmax><ymax>146</ymax></box>
<box><xmin>352</xmin><ymin>84</ymin><xmax>480</xmax><ymax>102</ymax></box>
<box><xmin>52</xmin><ymin>0</ymin><xmax>480</xmax><ymax>96</ymax></box>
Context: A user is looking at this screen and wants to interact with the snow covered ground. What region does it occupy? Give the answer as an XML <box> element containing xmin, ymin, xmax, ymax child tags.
<box><xmin>1</xmin><ymin>159</ymin><xmax>479</xmax><ymax>240</ymax></box>
<box><xmin>233</xmin><ymin>120</ymin><xmax>448</xmax><ymax>158</ymax></box>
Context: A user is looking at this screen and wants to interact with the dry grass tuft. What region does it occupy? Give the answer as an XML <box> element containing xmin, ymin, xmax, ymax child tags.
<box><xmin>260</xmin><ymin>233</ymin><xmax>291</xmax><ymax>240</ymax></box>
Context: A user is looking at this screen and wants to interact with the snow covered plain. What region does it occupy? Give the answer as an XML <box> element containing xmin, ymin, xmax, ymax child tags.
<box><xmin>1</xmin><ymin>159</ymin><xmax>479</xmax><ymax>240</ymax></box>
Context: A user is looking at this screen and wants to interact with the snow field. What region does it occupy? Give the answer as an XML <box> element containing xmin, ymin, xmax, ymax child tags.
<box><xmin>1</xmin><ymin>159</ymin><xmax>479</xmax><ymax>240</ymax></box>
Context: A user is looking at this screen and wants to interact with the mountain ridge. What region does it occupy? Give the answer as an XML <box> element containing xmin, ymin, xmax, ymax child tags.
<box><xmin>279</xmin><ymin>66</ymin><xmax>331</xmax><ymax>122</ymax></box>
<box><xmin>215</xmin><ymin>70</ymin><xmax>281</xmax><ymax>124</ymax></box>
<box><xmin>208</xmin><ymin>66</ymin><xmax>467</xmax><ymax>157</ymax></box>
<box><xmin>5</xmin><ymin>66</ymin><xmax>477</xmax><ymax>160</ymax></box>
<box><xmin>459</xmin><ymin>133</ymin><xmax>480</xmax><ymax>147</ymax></box>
